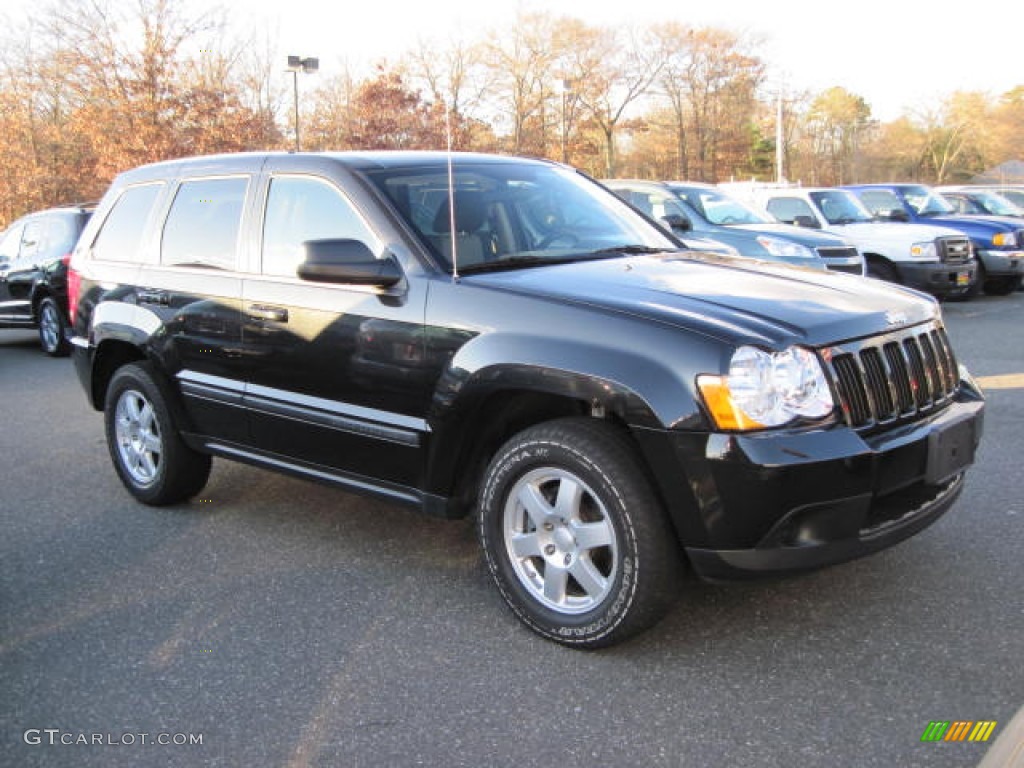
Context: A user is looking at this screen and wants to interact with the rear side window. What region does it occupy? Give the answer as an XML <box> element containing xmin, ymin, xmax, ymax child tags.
<box><xmin>92</xmin><ymin>183</ymin><xmax>164</xmax><ymax>262</ymax></box>
<box><xmin>766</xmin><ymin>197</ymin><xmax>815</xmax><ymax>224</ymax></box>
<box><xmin>162</xmin><ymin>177</ymin><xmax>248</xmax><ymax>270</ymax></box>
<box><xmin>261</xmin><ymin>176</ymin><xmax>376</xmax><ymax>277</ymax></box>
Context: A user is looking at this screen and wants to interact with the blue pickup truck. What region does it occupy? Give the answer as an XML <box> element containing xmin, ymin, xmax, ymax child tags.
<box><xmin>845</xmin><ymin>183</ymin><xmax>1024</xmax><ymax>295</ymax></box>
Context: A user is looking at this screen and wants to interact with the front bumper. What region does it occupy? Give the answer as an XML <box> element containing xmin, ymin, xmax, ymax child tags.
<box><xmin>898</xmin><ymin>260</ymin><xmax>976</xmax><ymax>295</ymax></box>
<box><xmin>976</xmin><ymin>249</ymin><xmax>1024</xmax><ymax>277</ymax></box>
<box><xmin>636</xmin><ymin>385</ymin><xmax>984</xmax><ymax>581</ymax></box>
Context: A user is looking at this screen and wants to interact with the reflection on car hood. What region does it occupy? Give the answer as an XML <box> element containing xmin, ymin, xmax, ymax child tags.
<box><xmin>467</xmin><ymin>251</ymin><xmax>937</xmax><ymax>348</ymax></box>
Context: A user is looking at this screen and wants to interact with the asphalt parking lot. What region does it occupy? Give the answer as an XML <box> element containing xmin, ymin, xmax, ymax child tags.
<box><xmin>2</xmin><ymin>291</ymin><xmax>1022</xmax><ymax>768</ymax></box>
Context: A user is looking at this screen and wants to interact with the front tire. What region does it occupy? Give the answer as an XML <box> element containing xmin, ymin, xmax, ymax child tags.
<box><xmin>478</xmin><ymin>418</ymin><xmax>680</xmax><ymax>648</ymax></box>
<box><xmin>866</xmin><ymin>259</ymin><xmax>898</xmax><ymax>284</ymax></box>
<box><xmin>37</xmin><ymin>297</ymin><xmax>70</xmax><ymax>356</ymax></box>
<box><xmin>984</xmin><ymin>275</ymin><xmax>1022</xmax><ymax>296</ymax></box>
<box><xmin>104</xmin><ymin>362</ymin><xmax>211</xmax><ymax>505</ymax></box>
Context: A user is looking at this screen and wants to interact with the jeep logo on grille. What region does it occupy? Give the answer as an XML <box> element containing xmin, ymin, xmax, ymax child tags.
<box><xmin>885</xmin><ymin>310</ymin><xmax>909</xmax><ymax>326</ymax></box>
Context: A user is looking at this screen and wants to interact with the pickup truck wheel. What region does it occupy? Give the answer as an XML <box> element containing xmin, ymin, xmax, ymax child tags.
<box><xmin>983</xmin><ymin>275</ymin><xmax>1022</xmax><ymax>296</ymax></box>
<box><xmin>867</xmin><ymin>259</ymin><xmax>898</xmax><ymax>283</ymax></box>
<box><xmin>478</xmin><ymin>418</ymin><xmax>679</xmax><ymax>648</ymax></box>
<box><xmin>104</xmin><ymin>362</ymin><xmax>211</xmax><ymax>506</ymax></box>
<box><xmin>37</xmin><ymin>297</ymin><xmax>70</xmax><ymax>357</ymax></box>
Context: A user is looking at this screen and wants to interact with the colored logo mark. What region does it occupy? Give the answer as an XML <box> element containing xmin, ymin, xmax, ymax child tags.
<box><xmin>921</xmin><ymin>721</ymin><xmax>998</xmax><ymax>743</ymax></box>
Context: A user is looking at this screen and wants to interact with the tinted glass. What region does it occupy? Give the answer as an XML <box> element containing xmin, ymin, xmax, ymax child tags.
<box><xmin>262</xmin><ymin>176</ymin><xmax>376</xmax><ymax>277</ymax></box>
<box><xmin>669</xmin><ymin>186</ymin><xmax>769</xmax><ymax>225</ymax></box>
<box><xmin>809</xmin><ymin>190</ymin><xmax>873</xmax><ymax>224</ymax></box>
<box><xmin>855</xmin><ymin>189</ymin><xmax>898</xmax><ymax>215</ymax></box>
<box><xmin>766</xmin><ymin>197</ymin><xmax>815</xmax><ymax>223</ymax></box>
<box><xmin>0</xmin><ymin>222</ymin><xmax>24</xmax><ymax>262</ymax></box>
<box><xmin>901</xmin><ymin>185</ymin><xmax>953</xmax><ymax>215</ymax></box>
<box><xmin>367</xmin><ymin>163</ymin><xmax>675</xmax><ymax>272</ymax></box>
<box><xmin>162</xmin><ymin>177</ymin><xmax>248</xmax><ymax>269</ymax></box>
<box><xmin>92</xmin><ymin>183</ymin><xmax>163</xmax><ymax>262</ymax></box>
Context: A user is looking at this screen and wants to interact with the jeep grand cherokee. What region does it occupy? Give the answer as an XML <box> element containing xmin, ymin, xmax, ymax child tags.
<box><xmin>69</xmin><ymin>152</ymin><xmax>984</xmax><ymax>648</ymax></box>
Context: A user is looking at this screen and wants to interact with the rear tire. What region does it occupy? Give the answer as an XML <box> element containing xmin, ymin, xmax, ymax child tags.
<box><xmin>37</xmin><ymin>297</ymin><xmax>70</xmax><ymax>357</ymax></box>
<box><xmin>478</xmin><ymin>418</ymin><xmax>680</xmax><ymax>648</ymax></box>
<box><xmin>104</xmin><ymin>362</ymin><xmax>211</xmax><ymax>506</ymax></box>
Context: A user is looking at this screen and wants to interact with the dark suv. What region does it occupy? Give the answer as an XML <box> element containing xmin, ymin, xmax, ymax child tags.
<box><xmin>70</xmin><ymin>152</ymin><xmax>984</xmax><ymax>648</ymax></box>
<box><xmin>0</xmin><ymin>204</ymin><xmax>92</xmax><ymax>355</ymax></box>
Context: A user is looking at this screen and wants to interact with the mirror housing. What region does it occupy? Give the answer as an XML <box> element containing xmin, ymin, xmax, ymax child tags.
<box><xmin>880</xmin><ymin>208</ymin><xmax>910</xmax><ymax>223</ymax></box>
<box><xmin>792</xmin><ymin>215</ymin><xmax>820</xmax><ymax>229</ymax></box>
<box><xmin>660</xmin><ymin>213</ymin><xmax>692</xmax><ymax>233</ymax></box>
<box><xmin>298</xmin><ymin>239</ymin><xmax>403</xmax><ymax>287</ymax></box>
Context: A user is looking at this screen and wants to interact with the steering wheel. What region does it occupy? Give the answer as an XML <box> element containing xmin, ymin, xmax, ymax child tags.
<box><xmin>538</xmin><ymin>230</ymin><xmax>581</xmax><ymax>249</ymax></box>
<box><xmin>719</xmin><ymin>215</ymin><xmax>740</xmax><ymax>224</ymax></box>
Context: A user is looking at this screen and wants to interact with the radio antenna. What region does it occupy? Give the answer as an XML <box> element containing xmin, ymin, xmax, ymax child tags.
<box><xmin>445</xmin><ymin>100</ymin><xmax>459</xmax><ymax>281</ymax></box>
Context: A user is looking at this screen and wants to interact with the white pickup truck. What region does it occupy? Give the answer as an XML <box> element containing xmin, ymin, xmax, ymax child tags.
<box><xmin>723</xmin><ymin>184</ymin><xmax>976</xmax><ymax>298</ymax></box>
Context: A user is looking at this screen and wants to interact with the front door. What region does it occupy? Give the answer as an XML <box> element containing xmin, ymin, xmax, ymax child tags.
<box><xmin>241</xmin><ymin>168</ymin><xmax>430</xmax><ymax>490</ymax></box>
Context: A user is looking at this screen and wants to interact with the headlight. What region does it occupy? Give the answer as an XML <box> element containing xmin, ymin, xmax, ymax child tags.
<box><xmin>697</xmin><ymin>346</ymin><xmax>834</xmax><ymax>430</ymax></box>
<box><xmin>756</xmin><ymin>236</ymin><xmax>815</xmax><ymax>259</ymax></box>
<box><xmin>992</xmin><ymin>232</ymin><xmax>1016</xmax><ymax>247</ymax></box>
<box><xmin>909</xmin><ymin>241</ymin><xmax>937</xmax><ymax>259</ymax></box>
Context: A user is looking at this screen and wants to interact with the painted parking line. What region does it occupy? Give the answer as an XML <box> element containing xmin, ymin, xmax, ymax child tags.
<box><xmin>975</xmin><ymin>373</ymin><xmax>1024</xmax><ymax>390</ymax></box>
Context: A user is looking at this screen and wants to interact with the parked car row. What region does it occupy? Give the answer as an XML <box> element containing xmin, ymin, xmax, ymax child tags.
<box><xmin>0</xmin><ymin>150</ymin><xmax>987</xmax><ymax>648</ymax></box>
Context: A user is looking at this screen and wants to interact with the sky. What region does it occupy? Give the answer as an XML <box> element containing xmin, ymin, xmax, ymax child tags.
<box><xmin>5</xmin><ymin>0</ymin><xmax>1018</xmax><ymax>122</ymax></box>
<box><xmin>242</xmin><ymin>0</ymin><xmax>1018</xmax><ymax>122</ymax></box>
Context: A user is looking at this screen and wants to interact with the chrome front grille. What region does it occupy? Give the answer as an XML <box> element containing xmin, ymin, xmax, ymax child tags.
<box><xmin>1016</xmin><ymin>229</ymin><xmax>1024</xmax><ymax>248</ymax></box>
<box><xmin>826</xmin><ymin>324</ymin><xmax>959</xmax><ymax>429</ymax></box>
<box><xmin>937</xmin><ymin>236</ymin><xmax>971</xmax><ymax>263</ymax></box>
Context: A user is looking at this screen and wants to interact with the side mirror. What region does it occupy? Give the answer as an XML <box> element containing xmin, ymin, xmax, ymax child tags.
<box><xmin>660</xmin><ymin>213</ymin><xmax>692</xmax><ymax>233</ymax></box>
<box><xmin>297</xmin><ymin>239</ymin><xmax>403</xmax><ymax>287</ymax></box>
<box><xmin>881</xmin><ymin>208</ymin><xmax>910</xmax><ymax>222</ymax></box>
<box><xmin>792</xmin><ymin>215</ymin><xmax>820</xmax><ymax>229</ymax></box>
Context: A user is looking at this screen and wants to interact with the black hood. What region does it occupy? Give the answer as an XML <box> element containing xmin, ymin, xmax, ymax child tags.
<box><xmin>467</xmin><ymin>252</ymin><xmax>938</xmax><ymax>349</ymax></box>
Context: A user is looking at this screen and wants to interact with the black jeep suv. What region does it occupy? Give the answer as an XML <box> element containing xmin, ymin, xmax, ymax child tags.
<box><xmin>0</xmin><ymin>204</ymin><xmax>92</xmax><ymax>355</ymax></box>
<box><xmin>69</xmin><ymin>152</ymin><xmax>984</xmax><ymax>648</ymax></box>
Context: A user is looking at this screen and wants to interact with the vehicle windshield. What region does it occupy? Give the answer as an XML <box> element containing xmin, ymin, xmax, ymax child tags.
<box><xmin>994</xmin><ymin>188</ymin><xmax>1024</xmax><ymax>208</ymax></box>
<box><xmin>972</xmin><ymin>191</ymin><xmax>1022</xmax><ymax>216</ymax></box>
<box><xmin>808</xmin><ymin>190</ymin><xmax>874</xmax><ymax>224</ymax></box>
<box><xmin>902</xmin><ymin>185</ymin><xmax>954</xmax><ymax>216</ymax></box>
<box><xmin>667</xmin><ymin>184</ymin><xmax>771</xmax><ymax>226</ymax></box>
<box><xmin>365</xmin><ymin>162</ymin><xmax>678</xmax><ymax>273</ymax></box>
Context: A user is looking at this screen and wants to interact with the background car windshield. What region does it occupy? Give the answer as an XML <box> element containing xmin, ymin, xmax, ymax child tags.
<box><xmin>809</xmin><ymin>190</ymin><xmax>874</xmax><ymax>224</ymax></box>
<box><xmin>367</xmin><ymin>163</ymin><xmax>676</xmax><ymax>271</ymax></box>
<box><xmin>668</xmin><ymin>185</ymin><xmax>769</xmax><ymax>225</ymax></box>
<box><xmin>974</xmin><ymin>191</ymin><xmax>1022</xmax><ymax>216</ymax></box>
<box><xmin>903</xmin><ymin>185</ymin><xmax>954</xmax><ymax>215</ymax></box>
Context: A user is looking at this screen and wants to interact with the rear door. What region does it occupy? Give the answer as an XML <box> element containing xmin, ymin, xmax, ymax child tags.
<box><xmin>138</xmin><ymin>169</ymin><xmax>256</xmax><ymax>443</ymax></box>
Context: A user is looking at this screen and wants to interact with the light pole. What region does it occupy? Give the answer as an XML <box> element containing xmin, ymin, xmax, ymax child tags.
<box><xmin>559</xmin><ymin>79</ymin><xmax>573</xmax><ymax>164</ymax></box>
<box><xmin>286</xmin><ymin>55</ymin><xmax>319</xmax><ymax>152</ymax></box>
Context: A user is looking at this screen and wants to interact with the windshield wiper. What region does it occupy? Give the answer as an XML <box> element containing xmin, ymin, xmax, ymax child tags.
<box><xmin>588</xmin><ymin>244</ymin><xmax>669</xmax><ymax>255</ymax></box>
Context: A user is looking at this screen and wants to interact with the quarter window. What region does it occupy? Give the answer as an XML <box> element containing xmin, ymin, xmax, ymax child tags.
<box><xmin>261</xmin><ymin>176</ymin><xmax>376</xmax><ymax>277</ymax></box>
<box><xmin>162</xmin><ymin>177</ymin><xmax>248</xmax><ymax>270</ymax></box>
<box><xmin>92</xmin><ymin>183</ymin><xmax>164</xmax><ymax>262</ymax></box>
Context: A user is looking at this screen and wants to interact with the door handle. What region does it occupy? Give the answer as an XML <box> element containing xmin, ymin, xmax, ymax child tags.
<box><xmin>247</xmin><ymin>304</ymin><xmax>289</xmax><ymax>323</ymax></box>
<box><xmin>137</xmin><ymin>289</ymin><xmax>169</xmax><ymax>306</ymax></box>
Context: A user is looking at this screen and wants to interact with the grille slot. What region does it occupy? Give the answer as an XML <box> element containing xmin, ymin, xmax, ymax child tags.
<box><xmin>815</xmin><ymin>246</ymin><xmax>859</xmax><ymax>260</ymax></box>
<box><xmin>828</xmin><ymin>324</ymin><xmax>958</xmax><ymax>429</ymax></box>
